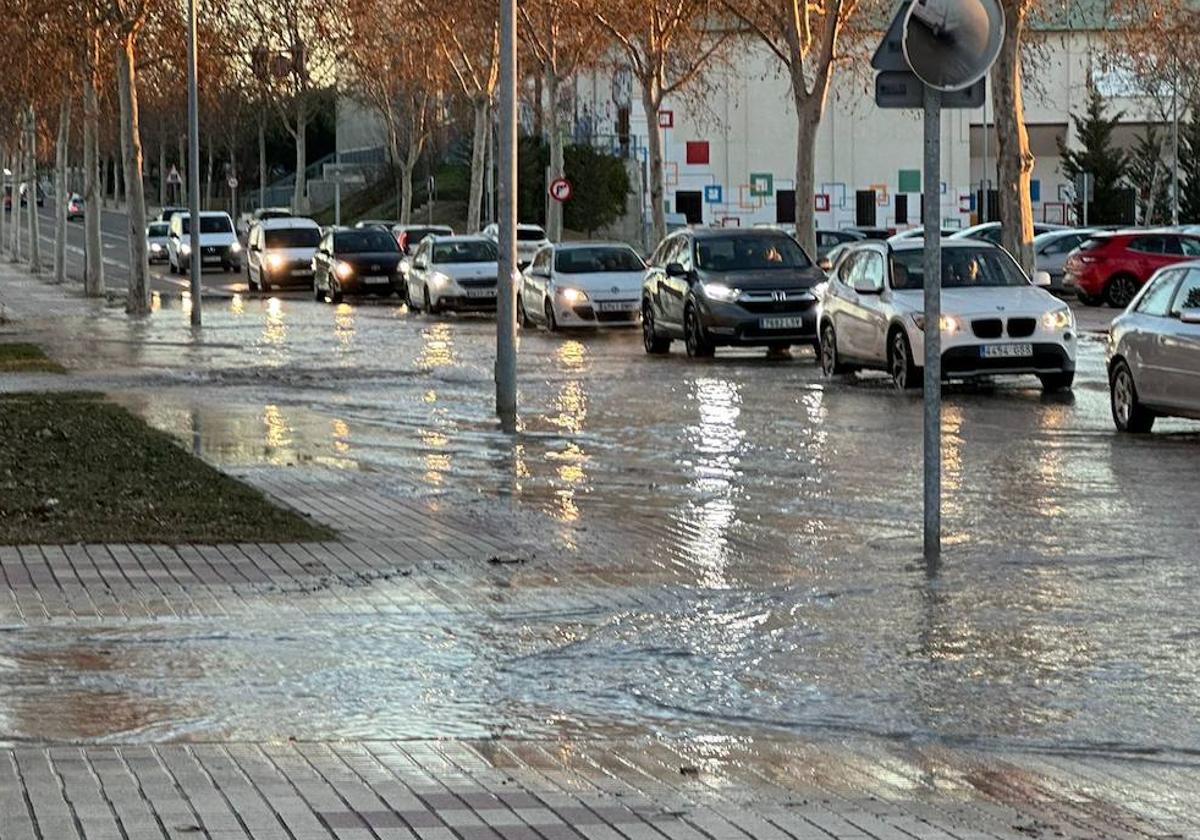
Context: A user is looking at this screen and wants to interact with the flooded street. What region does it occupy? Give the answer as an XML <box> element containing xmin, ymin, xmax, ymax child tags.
<box><xmin>5</xmin><ymin>291</ymin><xmax>1200</xmax><ymax>759</ymax></box>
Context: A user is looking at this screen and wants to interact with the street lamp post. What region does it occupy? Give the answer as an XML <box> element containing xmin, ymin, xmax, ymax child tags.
<box><xmin>495</xmin><ymin>0</ymin><xmax>518</xmax><ymax>426</ymax></box>
<box><xmin>186</xmin><ymin>0</ymin><xmax>202</xmax><ymax>326</ymax></box>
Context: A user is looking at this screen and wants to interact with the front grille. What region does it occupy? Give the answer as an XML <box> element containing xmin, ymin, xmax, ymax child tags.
<box><xmin>1007</xmin><ymin>317</ymin><xmax>1036</xmax><ymax>338</ymax></box>
<box><xmin>459</xmin><ymin>277</ymin><xmax>497</xmax><ymax>288</ymax></box>
<box><xmin>572</xmin><ymin>305</ymin><xmax>595</xmax><ymax>320</ymax></box>
<box><xmin>972</xmin><ymin>318</ymin><xmax>1003</xmax><ymax>339</ymax></box>
<box><xmin>596</xmin><ymin>310</ymin><xmax>638</xmax><ymax>323</ymax></box>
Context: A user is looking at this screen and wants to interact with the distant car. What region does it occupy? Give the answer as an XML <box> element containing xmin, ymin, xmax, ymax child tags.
<box><xmin>158</xmin><ymin>206</ymin><xmax>187</xmax><ymax>223</ymax></box>
<box><xmin>238</xmin><ymin>206</ymin><xmax>292</xmax><ymax>237</ymax></box>
<box><xmin>167</xmin><ymin>211</ymin><xmax>242</xmax><ymax>274</ymax></box>
<box><xmin>950</xmin><ymin>221</ymin><xmax>1070</xmax><ymax>245</ymax></box>
<box><xmin>1064</xmin><ymin>230</ymin><xmax>1200</xmax><ymax>308</ymax></box>
<box><xmin>65</xmin><ymin>193</ymin><xmax>84</xmax><ymax>221</ymax></box>
<box><xmin>887</xmin><ymin>226</ymin><xmax>960</xmax><ymax>244</ymax></box>
<box><xmin>640</xmin><ymin>227</ymin><xmax>825</xmax><ymax>358</ymax></box>
<box><xmin>480</xmin><ymin>222</ymin><xmax>550</xmax><ymax>267</ymax></box>
<box><xmin>406</xmin><ymin>235</ymin><xmax>499</xmax><ymax>314</ymax></box>
<box><xmin>816</xmin><ymin>228</ymin><xmax>863</xmax><ymax>260</ymax></box>
<box><xmin>17</xmin><ymin>183</ymin><xmax>45</xmax><ymax>207</ymax></box>
<box><xmin>819</xmin><ymin>239</ymin><xmax>1076</xmax><ymax>391</ymax></box>
<box><xmin>842</xmin><ymin>226</ymin><xmax>892</xmax><ymax>241</ymax></box>
<box><xmin>311</xmin><ymin>227</ymin><xmax>403</xmax><ymax>302</ymax></box>
<box><xmin>1032</xmin><ymin>228</ymin><xmax>1097</xmax><ymax>294</ymax></box>
<box><xmin>246</xmin><ymin>217</ymin><xmax>322</xmax><ymax>293</ymax></box>
<box><xmin>354</xmin><ymin>219</ymin><xmax>397</xmax><ymax>232</ymax></box>
<box><xmin>519</xmin><ymin>242</ymin><xmax>646</xmax><ymax>331</ymax></box>
<box><xmin>391</xmin><ymin>224</ymin><xmax>455</xmax><ymax>256</ymax></box>
<box><xmin>1108</xmin><ymin>262</ymin><xmax>1200</xmax><ymax>432</ymax></box>
<box><xmin>146</xmin><ymin>221</ymin><xmax>170</xmax><ymax>263</ymax></box>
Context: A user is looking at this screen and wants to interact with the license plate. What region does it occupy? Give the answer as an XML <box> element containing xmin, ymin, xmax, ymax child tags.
<box><xmin>981</xmin><ymin>343</ymin><xmax>1033</xmax><ymax>358</ymax></box>
<box><xmin>361</xmin><ymin>275</ymin><xmax>391</xmax><ymax>285</ymax></box>
<box><xmin>760</xmin><ymin>316</ymin><xmax>806</xmax><ymax>330</ymax></box>
<box><xmin>596</xmin><ymin>301</ymin><xmax>636</xmax><ymax>312</ymax></box>
<box><xmin>202</xmin><ymin>255</ymin><xmax>221</xmax><ymax>264</ymax></box>
<box><xmin>291</xmin><ymin>269</ymin><xmax>312</xmax><ymax>277</ymax></box>
<box><xmin>465</xmin><ymin>288</ymin><xmax>495</xmax><ymax>298</ymax></box>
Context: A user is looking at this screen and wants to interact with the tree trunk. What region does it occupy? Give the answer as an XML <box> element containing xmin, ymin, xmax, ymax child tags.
<box><xmin>400</xmin><ymin>120</ymin><xmax>425</xmax><ymax>226</ymax></box>
<box><xmin>640</xmin><ymin>82</ymin><xmax>666</xmax><ymax>245</ymax></box>
<box><xmin>54</xmin><ymin>98</ymin><xmax>71</xmax><ymax>283</ymax></box>
<box><xmin>0</xmin><ymin>149</ymin><xmax>7</xmax><ymax>256</ymax></box>
<box><xmin>204</xmin><ymin>142</ymin><xmax>214</xmax><ymax>210</ymax></box>
<box><xmin>83</xmin><ymin>59</ymin><xmax>104</xmax><ymax>295</ymax></box>
<box><xmin>258</xmin><ymin>114</ymin><xmax>266</xmax><ymax>208</ymax></box>
<box><xmin>115</xmin><ymin>151</ymin><xmax>124</xmax><ymax>208</ymax></box>
<box><xmin>292</xmin><ymin>96</ymin><xmax>308</xmax><ymax>212</ymax></box>
<box><xmin>11</xmin><ymin>127</ymin><xmax>23</xmax><ymax>262</ymax></box>
<box><xmin>792</xmin><ymin>103</ymin><xmax>820</xmax><ymax>260</ymax></box>
<box><xmin>158</xmin><ymin>132</ymin><xmax>166</xmax><ymax>207</ymax></box>
<box><xmin>994</xmin><ymin>0</ymin><xmax>1035</xmax><ymax>275</ymax></box>
<box><xmin>27</xmin><ymin>107</ymin><xmax>42</xmax><ymax>274</ymax></box>
<box><xmin>468</xmin><ymin>95</ymin><xmax>489</xmax><ymax>232</ymax></box>
<box><xmin>546</xmin><ymin>64</ymin><xmax>565</xmax><ymax>241</ymax></box>
<box><xmin>117</xmin><ymin>34</ymin><xmax>151</xmax><ymax>315</ymax></box>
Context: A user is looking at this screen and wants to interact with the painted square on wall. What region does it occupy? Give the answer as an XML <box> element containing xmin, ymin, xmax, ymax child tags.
<box><xmin>898</xmin><ymin>169</ymin><xmax>921</xmax><ymax>194</ymax></box>
<box><xmin>686</xmin><ymin>141</ymin><xmax>710</xmax><ymax>165</ymax></box>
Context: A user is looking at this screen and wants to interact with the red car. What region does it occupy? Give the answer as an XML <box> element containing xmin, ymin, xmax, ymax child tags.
<box><xmin>1065</xmin><ymin>230</ymin><xmax>1200</xmax><ymax>308</ymax></box>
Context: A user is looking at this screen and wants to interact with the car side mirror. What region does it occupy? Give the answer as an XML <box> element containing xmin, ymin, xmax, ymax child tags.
<box><xmin>1180</xmin><ymin>308</ymin><xmax>1200</xmax><ymax>325</ymax></box>
<box><xmin>1032</xmin><ymin>270</ymin><xmax>1053</xmax><ymax>287</ymax></box>
<box><xmin>665</xmin><ymin>262</ymin><xmax>688</xmax><ymax>278</ymax></box>
<box><xmin>852</xmin><ymin>280</ymin><xmax>882</xmax><ymax>296</ymax></box>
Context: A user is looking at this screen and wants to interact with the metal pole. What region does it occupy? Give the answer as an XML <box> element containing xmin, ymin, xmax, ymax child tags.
<box><xmin>981</xmin><ymin>74</ymin><xmax>988</xmax><ymax>223</ymax></box>
<box><xmin>1172</xmin><ymin>58</ymin><xmax>1180</xmax><ymax>225</ymax></box>
<box><xmin>1082</xmin><ymin>173</ymin><xmax>1089</xmax><ymax>227</ymax></box>
<box><xmin>922</xmin><ymin>85</ymin><xmax>942</xmax><ymax>561</ymax></box>
<box><xmin>186</xmin><ymin>0</ymin><xmax>201</xmax><ymax>326</ymax></box>
<box><xmin>334</xmin><ymin>101</ymin><xmax>341</xmax><ymax>226</ymax></box>
<box><xmin>495</xmin><ymin>0</ymin><xmax>518</xmax><ymax>425</ymax></box>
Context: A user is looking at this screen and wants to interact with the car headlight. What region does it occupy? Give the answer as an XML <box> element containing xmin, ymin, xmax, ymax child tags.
<box><xmin>180</xmin><ymin>243</ymin><xmax>191</xmax><ymax>256</ymax></box>
<box><xmin>150</xmin><ymin>243</ymin><xmax>162</xmax><ymax>253</ymax></box>
<box><xmin>912</xmin><ymin>314</ymin><xmax>962</xmax><ymax>334</ymax></box>
<box><xmin>230</xmin><ymin>242</ymin><xmax>242</xmax><ymax>254</ymax></box>
<box><xmin>265</xmin><ymin>253</ymin><xmax>285</xmax><ymax>271</ymax></box>
<box><xmin>334</xmin><ymin>260</ymin><xmax>355</xmax><ymax>280</ymax></box>
<box><xmin>556</xmin><ymin>287</ymin><xmax>588</xmax><ymax>304</ymax></box>
<box><xmin>428</xmin><ymin>271</ymin><xmax>454</xmax><ymax>289</ymax></box>
<box><xmin>701</xmin><ymin>282</ymin><xmax>740</xmax><ymax>302</ymax></box>
<box><xmin>1042</xmin><ymin>307</ymin><xmax>1073</xmax><ymax>331</ymax></box>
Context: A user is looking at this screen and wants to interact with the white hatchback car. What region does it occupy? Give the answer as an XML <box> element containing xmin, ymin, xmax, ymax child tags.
<box><xmin>481</xmin><ymin>222</ymin><xmax>551</xmax><ymax>268</ymax></box>
<box><xmin>819</xmin><ymin>239</ymin><xmax>1077</xmax><ymax>391</ymax></box>
<box><xmin>519</xmin><ymin>242</ymin><xmax>646</xmax><ymax>331</ymax></box>
<box><xmin>405</xmin><ymin>235</ymin><xmax>499</xmax><ymax>314</ymax></box>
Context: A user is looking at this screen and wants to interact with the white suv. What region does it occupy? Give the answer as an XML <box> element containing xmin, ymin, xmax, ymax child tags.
<box><xmin>168</xmin><ymin>211</ymin><xmax>242</xmax><ymax>274</ymax></box>
<box><xmin>819</xmin><ymin>239</ymin><xmax>1077</xmax><ymax>392</ymax></box>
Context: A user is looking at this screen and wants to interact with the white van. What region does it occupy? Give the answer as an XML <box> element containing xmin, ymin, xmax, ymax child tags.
<box><xmin>245</xmin><ymin>216</ymin><xmax>322</xmax><ymax>292</ymax></box>
<box><xmin>168</xmin><ymin>211</ymin><xmax>242</xmax><ymax>274</ymax></box>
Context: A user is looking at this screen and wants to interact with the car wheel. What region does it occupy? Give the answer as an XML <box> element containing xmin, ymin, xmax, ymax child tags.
<box><xmin>642</xmin><ymin>302</ymin><xmax>671</xmax><ymax>354</ymax></box>
<box><xmin>1038</xmin><ymin>371</ymin><xmax>1075</xmax><ymax>392</ymax></box>
<box><xmin>1105</xmin><ymin>274</ymin><xmax>1139</xmax><ymax>309</ymax></box>
<box><xmin>517</xmin><ymin>295</ymin><xmax>531</xmax><ymax>328</ymax></box>
<box><xmin>1110</xmin><ymin>360</ymin><xmax>1156</xmax><ymax>433</ymax></box>
<box><xmin>406</xmin><ymin>282</ymin><xmax>421</xmax><ymax>311</ymax></box>
<box><xmin>1076</xmin><ymin>291</ymin><xmax>1102</xmax><ymax>307</ymax></box>
<box><xmin>889</xmin><ymin>329</ymin><xmax>920</xmax><ymax>391</ymax></box>
<box><xmin>820</xmin><ymin>322</ymin><xmax>847</xmax><ymax>377</ymax></box>
<box><xmin>544</xmin><ymin>298</ymin><xmax>559</xmax><ymax>332</ymax></box>
<box><xmin>684</xmin><ymin>304</ymin><xmax>715</xmax><ymax>358</ymax></box>
<box><xmin>329</xmin><ymin>279</ymin><xmax>343</xmax><ymax>304</ymax></box>
<box><xmin>424</xmin><ymin>286</ymin><xmax>438</xmax><ymax>315</ymax></box>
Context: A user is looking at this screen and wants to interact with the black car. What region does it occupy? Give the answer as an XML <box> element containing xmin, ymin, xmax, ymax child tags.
<box><xmin>641</xmin><ymin>228</ymin><xmax>825</xmax><ymax>357</ymax></box>
<box><xmin>312</xmin><ymin>228</ymin><xmax>403</xmax><ymax>303</ymax></box>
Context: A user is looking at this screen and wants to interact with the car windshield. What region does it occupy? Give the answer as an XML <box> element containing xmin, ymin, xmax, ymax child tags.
<box><xmin>433</xmin><ymin>240</ymin><xmax>498</xmax><ymax>263</ymax></box>
<box><xmin>147</xmin><ymin>223</ymin><xmax>168</xmax><ymax>237</ymax></box>
<box><xmin>180</xmin><ymin>216</ymin><xmax>233</xmax><ymax>234</ymax></box>
<box><xmin>257</xmin><ymin>210</ymin><xmax>291</xmax><ymax>220</ymax></box>
<box><xmin>891</xmin><ymin>247</ymin><xmax>1031</xmax><ymax>289</ymax></box>
<box><xmin>335</xmin><ymin>230</ymin><xmax>398</xmax><ymax>253</ymax></box>
<box><xmin>265</xmin><ymin>228</ymin><xmax>321</xmax><ymax>249</ymax></box>
<box><xmin>555</xmin><ymin>246</ymin><xmax>645</xmax><ymax>273</ymax></box>
<box><xmin>695</xmin><ymin>235</ymin><xmax>811</xmax><ymax>271</ymax></box>
<box><xmin>517</xmin><ymin>228</ymin><xmax>546</xmax><ymax>242</ymax></box>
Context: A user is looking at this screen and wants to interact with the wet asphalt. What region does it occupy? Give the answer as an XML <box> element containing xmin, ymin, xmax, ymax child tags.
<box><xmin>3</xmin><ymin>289</ymin><xmax>1199</xmax><ymax>758</ymax></box>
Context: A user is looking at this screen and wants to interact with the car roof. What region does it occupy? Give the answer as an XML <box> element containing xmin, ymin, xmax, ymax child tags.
<box><xmin>688</xmin><ymin>227</ymin><xmax>798</xmax><ymax>239</ymax></box>
<box><xmin>887</xmin><ymin>238</ymin><xmax>1000</xmax><ymax>251</ymax></box>
<box><xmin>394</xmin><ymin>223</ymin><xmax>453</xmax><ymax>230</ymax></box>
<box><xmin>257</xmin><ymin>217</ymin><xmax>319</xmax><ymax>230</ymax></box>
<box><xmin>552</xmin><ymin>241</ymin><xmax>635</xmax><ymax>251</ymax></box>
<box><xmin>174</xmin><ymin>210</ymin><xmax>231</xmax><ymax>219</ymax></box>
<box><xmin>428</xmin><ymin>234</ymin><xmax>494</xmax><ymax>244</ymax></box>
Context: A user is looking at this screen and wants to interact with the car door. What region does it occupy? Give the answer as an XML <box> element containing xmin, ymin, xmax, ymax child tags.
<box><xmin>409</xmin><ymin>241</ymin><xmax>431</xmax><ymax>300</ymax></box>
<box><xmin>1122</xmin><ymin>269</ymin><xmax>1184</xmax><ymax>405</ymax></box>
<box><xmin>1161</xmin><ymin>267</ymin><xmax>1200</xmax><ymax>411</ymax></box>
<box><xmin>844</xmin><ymin>249</ymin><xmax>889</xmax><ymax>363</ymax></box>
<box><xmin>1128</xmin><ymin>235</ymin><xmax>1169</xmax><ymax>280</ymax></box>
<box><xmin>661</xmin><ymin>235</ymin><xmax>694</xmax><ymax>329</ymax></box>
<box><xmin>824</xmin><ymin>251</ymin><xmax>862</xmax><ymax>355</ymax></box>
<box><xmin>525</xmin><ymin>247</ymin><xmax>552</xmax><ymax>320</ymax></box>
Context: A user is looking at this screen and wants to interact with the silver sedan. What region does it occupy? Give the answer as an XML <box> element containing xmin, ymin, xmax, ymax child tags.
<box><xmin>1107</xmin><ymin>263</ymin><xmax>1200</xmax><ymax>432</ymax></box>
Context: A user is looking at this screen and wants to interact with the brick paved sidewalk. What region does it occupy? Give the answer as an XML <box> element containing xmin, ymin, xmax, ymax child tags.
<box><xmin>4</xmin><ymin>737</ymin><xmax>1197</xmax><ymax>840</ymax></box>
<box><xmin>2</xmin><ymin>267</ymin><xmax>1197</xmax><ymax>840</ymax></box>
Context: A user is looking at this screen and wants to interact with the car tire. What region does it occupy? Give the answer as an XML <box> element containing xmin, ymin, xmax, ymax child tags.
<box><xmin>820</xmin><ymin>322</ymin><xmax>849</xmax><ymax>377</ymax></box>
<box><xmin>1110</xmin><ymin>360</ymin><xmax>1156</xmax><ymax>433</ymax></box>
<box><xmin>424</xmin><ymin>287</ymin><xmax>438</xmax><ymax>315</ymax></box>
<box><xmin>1038</xmin><ymin>371</ymin><xmax>1075</xmax><ymax>392</ymax></box>
<box><xmin>888</xmin><ymin>329</ymin><xmax>920</xmax><ymax>391</ymax></box>
<box><xmin>544</xmin><ymin>298</ymin><xmax>559</xmax><ymax>332</ymax></box>
<box><xmin>406</xmin><ymin>283</ymin><xmax>421</xmax><ymax>312</ymax></box>
<box><xmin>517</xmin><ymin>295</ymin><xmax>532</xmax><ymax>328</ymax></box>
<box><xmin>684</xmin><ymin>304</ymin><xmax>715</xmax><ymax>358</ymax></box>
<box><xmin>642</xmin><ymin>302</ymin><xmax>671</xmax><ymax>354</ymax></box>
<box><xmin>1076</xmin><ymin>291</ymin><xmax>1102</xmax><ymax>307</ymax></box>
<box><xmin>1105</xmin><ymin>274</ymin><xmax>1139</xmax><ymax>309</ymax></box>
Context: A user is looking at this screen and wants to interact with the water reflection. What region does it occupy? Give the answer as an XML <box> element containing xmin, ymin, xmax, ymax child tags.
<box><xmin>230</xmin><ymin>293</ymin><xmax>245</xmax><ymax>316</ymax></box>
<box><xmin>421</xmin><ymin>428</ymin><xmax>451</xmax><ymax>485</ymax></box>
<box><xmin>263</xmin><ymin>404</ymin><xmax>292</xmax><ymax>453</ymax></box>
<box><xmin>332</xmin><ymin>418</ymin><xmax>351</xmax><ymax>456</ymax></box>
<box><xmin>334</xmin><ymin>303</ymin><xmax>356</xmax><ymax>353</ymax></box>
<box><xmin>417</xmin><ymin>322</ymin><xmax>457</xmax><ymax>369</ymax></box>
<box><xmin>263</xmin><ymin>297</ymin><xmax>286</xmax><ymax>348</ymax></box>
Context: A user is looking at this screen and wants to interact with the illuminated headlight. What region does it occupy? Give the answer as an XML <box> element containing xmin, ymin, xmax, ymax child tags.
<box><xmin>429</xmin><ymin>272</ymin><xmax>452</xmax><ymax>289</ymax></box>
<box><xmin>701</xmin><ymin>282</ymin><xmax>740</xmax><ymax>302</ymax></box>
<box><xmin>230</xmin><ymin>242</ymin><xmax>242</xmax><ymax>254</ymax></box>
<box><xmin>180</xmin><ymin>243</ymin><xmax>191</xmax><ymax>256</ymax></box>
<box><xmin>556</xmin><ymin>287</ymin><xmax>588</xmax><ymax>304</ymax></box>
<box><xmin>265</xmin><ymin>253</ymin><xmax>285</xmax><ymax>272</ymax></box>
<box><xmin>912</xmin><ymin>314</ymin><xmax>962</xmax><ymax>334</ymax></box>
<box><xmin>150</xmin><ymin>243</ymin><xmax>162</xmax><ymax>253</ymax></box>
<box><xmin>334</xmin><ymin>260</ymin><xmax>355</xmax><ymax>280</ymax></box>
<box><xmin>1042</xmin><ymin>307</ymin><xmax>1073</xmax><ymax>331</ymax></box>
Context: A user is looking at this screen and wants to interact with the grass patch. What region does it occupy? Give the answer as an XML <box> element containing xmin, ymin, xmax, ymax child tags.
<box><xmin>0</xmin><ymin>343</ymin><xmax>65</xmax><ymax>374</ymax></box>
<box><xmin>0</xmin><ymin>393</ymin><xmax>335</xmax><ymax>544</ymax></box>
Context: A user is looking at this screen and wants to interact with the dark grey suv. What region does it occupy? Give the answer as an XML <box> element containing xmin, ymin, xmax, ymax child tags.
<box><xmin>641</xmin><ymin>228</ymin><xmax>825</xmax><ymax>357</ymax></box>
